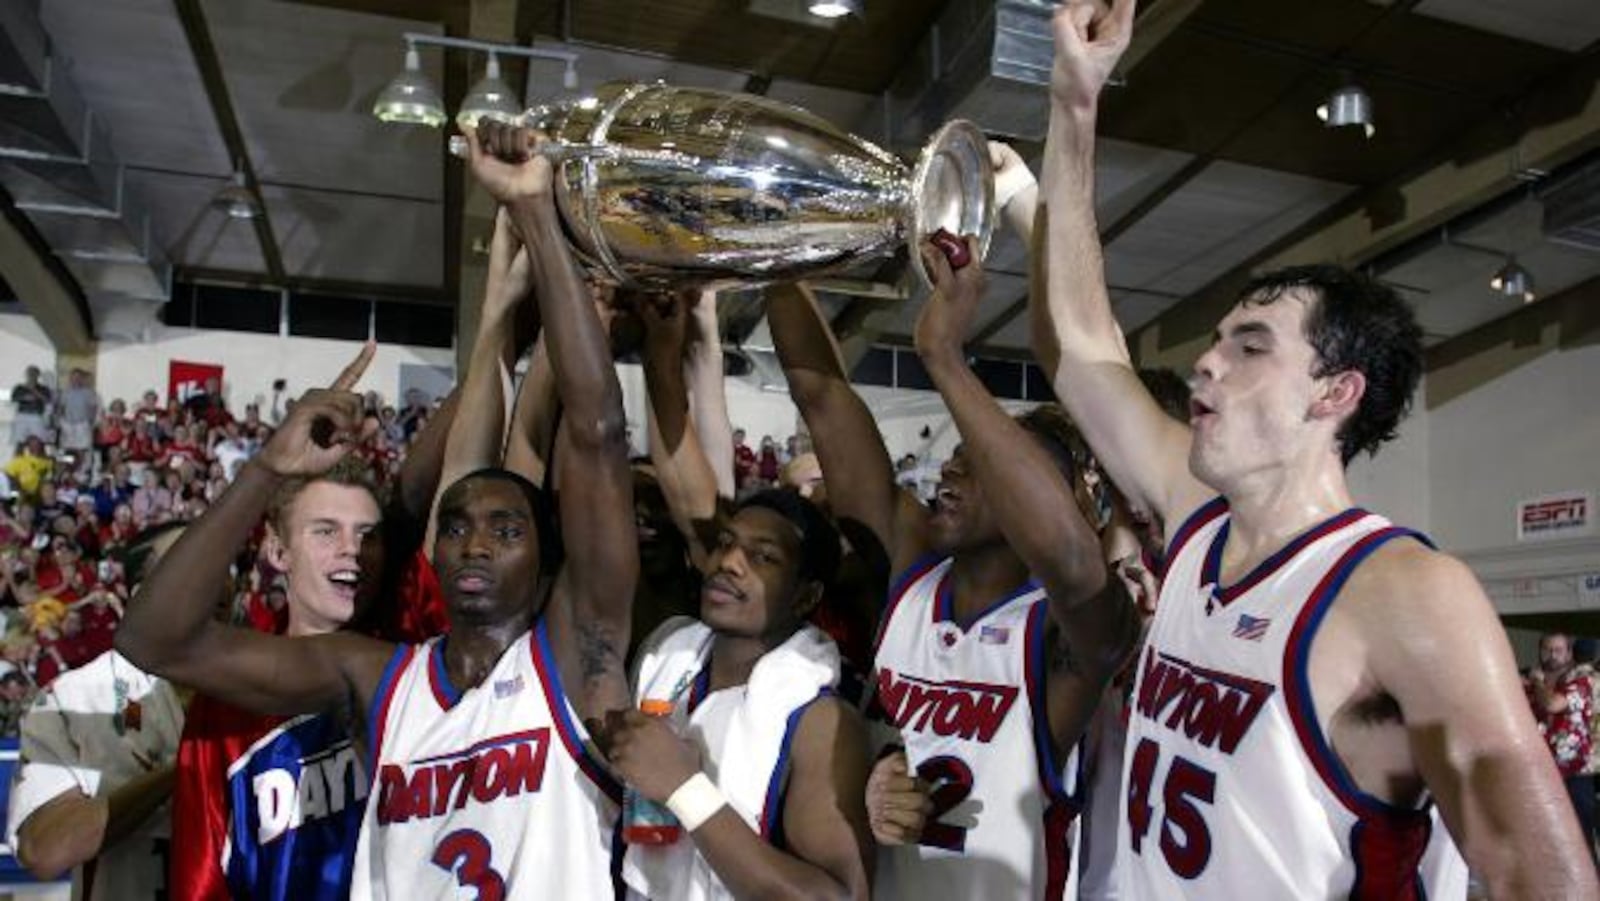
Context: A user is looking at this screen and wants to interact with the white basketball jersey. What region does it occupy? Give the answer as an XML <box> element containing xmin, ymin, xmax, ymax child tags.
<box><xmin>871</xmin><ymin>556</ymin><xmax>1080</xmax><ymax>901</ymax></box>
<box><xmin>352</xmin><ymin>619</ymin><xmax>622</xmax><ymax>899</ymax></box>
<box><xmin>1116</xmin><ymin>499</ymin><xmax>1468</xmax><ymax>899</ymax></box>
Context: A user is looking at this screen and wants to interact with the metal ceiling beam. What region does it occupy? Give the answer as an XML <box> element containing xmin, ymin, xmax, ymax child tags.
<box><xmin>172</xmin><ymin>0</ymin><xmax>285</xmax><ymax>282</ymax></box>
<box><xmin>1130</xmin><ymin>50</ymin><xmax>1600</xmax><ymax>372</ymax></box>
<box><xmin>1424</xmin><ymin>272</ymin><xmax>1600</xmax><ymax>408</ymax></box>
<box><xmin>173</xmin><ymin>265</ymin><xmax>449</xmax><ymax>306</ymax></box>
<box><xmin>0</xmin><ymin>185</ymin><xmax>94</xmax><ymax>353</ymax></box>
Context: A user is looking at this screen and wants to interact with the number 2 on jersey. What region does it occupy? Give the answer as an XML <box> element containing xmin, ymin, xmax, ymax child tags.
<box><xmin>916</xmin><ymin>755</ymin><xmax>975</xmax><ymax>852</ymax></box>
<box><xmin>1126</xmin><ymin>738</ymin><xmax>1216</xmax><ymax>878</ymax></box>
<box><xmin>432</xmin><ymin>829</ymin><xmax>507</xmax><ymax>901</ymax></box>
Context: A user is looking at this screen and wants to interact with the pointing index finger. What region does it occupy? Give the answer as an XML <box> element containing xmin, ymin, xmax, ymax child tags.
<box><xmin>331</xmin><ymin>340</ymin><xmax>376</xmax><ymax>392</ymax></box>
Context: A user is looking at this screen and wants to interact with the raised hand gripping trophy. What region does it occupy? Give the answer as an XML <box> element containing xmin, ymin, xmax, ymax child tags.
<box><xmin>453</xmin><ymin>82</ymin><xmax>993</xmax><ymax>288</ymax></box>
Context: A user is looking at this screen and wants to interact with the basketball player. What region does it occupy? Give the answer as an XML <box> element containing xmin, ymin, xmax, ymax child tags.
<box><xmin>768</xmin><ymin>261</ymin><xmax>1133</xmax><ymax>899</ymax></box>
<box><xmin>168</xmin><ymin>458</ymin><xmax>383</xmax><ymax>901</ymax></box>
<box><xmin>117</xmin><ymin>119</ymin><xmax>639</xmax><ymax>897</ymax></box>
<box><xmin>603</xmin><ymin>488</ymin><xmax>873</xmax><ymax>900</ymax></box>
<box><xmin>1038</xmin><ymin>1</ymin><xmax>1595</xmax><ymax>895</ymax></box>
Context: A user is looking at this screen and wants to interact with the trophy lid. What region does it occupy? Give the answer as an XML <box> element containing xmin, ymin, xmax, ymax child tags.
<box><xmin>908</xmin><ymin>119</ymin><xmax>995</xmax><ymax>289</ymax></box>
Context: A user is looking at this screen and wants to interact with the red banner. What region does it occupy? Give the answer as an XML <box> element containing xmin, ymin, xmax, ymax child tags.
<box><xmin>168</xmin><ymin>360</ymin><xmax>224</xmax><ymax>404</ymax></box>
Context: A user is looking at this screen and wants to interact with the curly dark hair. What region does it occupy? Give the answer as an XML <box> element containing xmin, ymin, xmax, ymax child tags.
<box><xmin>1238</xmin><ymin>264</ymin><xmax>1423</xmax><ymax>465</ymax></box>
<box><xmin>1014</xmin><ymin>403</ymin><xmax>1096</xmax><ymax>481</ymax></box>
<box><xmin>736</xmin><ymin>488</ymin><xmax>840</xmax><ymax>589</ymax></box>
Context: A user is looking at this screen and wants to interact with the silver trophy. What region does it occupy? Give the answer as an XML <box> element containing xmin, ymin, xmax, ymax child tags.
<box><xmin>458</xmin><ymin>82</ymin><xmax>993</xmax><ymax>289</ymax></box>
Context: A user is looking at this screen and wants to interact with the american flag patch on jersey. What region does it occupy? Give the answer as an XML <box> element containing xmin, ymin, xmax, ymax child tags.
<box><xmin>494</xmin><ymin>674</ymin><xmax>525</xmax><ymax>698</ymax></box>
<box><xmin>1232</xmin><ymin>613</ymin><xmax>1271</xmax><ymax>642</ymax></box>
<box><xmin>979</xmin><ymin>625</ymin><xmax>1010</xmax><ymax>645</ymax></box>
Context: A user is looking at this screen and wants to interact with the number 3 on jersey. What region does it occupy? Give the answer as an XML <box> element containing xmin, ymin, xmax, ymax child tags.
<box><xmin>432</xmin><ymin>829</ymin><xmax>506</xmax><ymax>901</ymax></box>
<box><xmin>1126</xmin><ymin>738</ymin><xmax>1216</xmax><ymax>878</ymax></box>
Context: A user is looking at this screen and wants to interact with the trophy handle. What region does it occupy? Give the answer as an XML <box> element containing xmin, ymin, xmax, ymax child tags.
<box><xmin>447</xmin><ymin>134</ymin><xmax>600</xmax><ymax>161</ymax></box>
<box><xmin>908</xmin><ymin>120</ymin><xmax>995</xmax><ymax>290</ymax></box>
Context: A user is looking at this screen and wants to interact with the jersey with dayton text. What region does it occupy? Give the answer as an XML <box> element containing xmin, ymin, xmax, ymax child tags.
<box><xmin>871</xmin><ymin>555</ymin><xmax>1081</xmax><ymax>900</ymax></box>
<box><xmin>1115</xmin><ymin>499</ymin><xmax>1467</xmax><ymax>899</ymax></box>
<box><xmin>352</xmin><ymin>619</ymin><xmax>622</xmax><ymax>899</ymax></box>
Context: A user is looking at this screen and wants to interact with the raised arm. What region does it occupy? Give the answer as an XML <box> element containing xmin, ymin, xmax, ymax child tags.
<box><xmin>114</xmin><ymin>347</ymin><xmax>394</xmax><ymax>716</ymax></box>
<box><xmin>1035</xmin><ymin>0</ymin><xmax>1207</xmax><ymax>526</ymax></box>
<box><xmin>467</xmin><ymin>122</ymin><xmax>637</xmax><ymax>720</ymax></box>
<box><xmin>684</xmin><ymin>289</ymin><xmax>737</xmax><ymax>500</ymax></box>
<box><xmin>640</xmin><ymin>292</ymin><xmax>721</xmax><ymax>569</ymax></box>
<box><xmin>915</xmin><ymin>237</ymin><xmax>1135</xmax><ymax>720</ymax></box>
<box><xmin>503</xmin><ymin>336</ymin><xmax>556</xmax><ymax>486</ymax></box>
<box><xmin>767</xmin><ymin>282</ymin><xmax>926</xmax><ymax>578</ymax></box>
<box><xmin>424</xmin><ymin>208</ymin><xmax>532</xmax><ymax>548</ymax></box>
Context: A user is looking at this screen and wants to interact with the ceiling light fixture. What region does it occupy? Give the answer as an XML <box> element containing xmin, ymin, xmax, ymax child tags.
<box><xmin>1316</xmin><ymin>83</ymin><xmax>1375</xmax><ymax>139</ymax></box>
<box><xmin>808</xmin><ymin>0</ymin><xmax>863</xmax><ymax>19</ymax></box>
<box><xmin>457</xmin><ymin>52</ymin><xmax>521</xmax><ymax>129</ymax></box>
<box><xmin>212</xmin><ymin>168</ymin><xmax>261</xmax><ymax>220</ymax></box>
<box><xmin>1489</xmin><ymin>257</ymin><xmax>1536</xmax><ymax>303</ymax></box>
<box><xmin>375</xmin><ymin>33</ymin><xmax>580</xmax><ymax>130</ymax></box>
<box><xmin>373</xmin><ymin>42</ymin><xmax>447</xmax><ymax>127</ymax></box>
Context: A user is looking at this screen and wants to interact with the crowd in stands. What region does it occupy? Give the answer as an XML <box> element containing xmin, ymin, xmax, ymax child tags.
<box><xmin>2</xmin><ymin>364</ymin><xmax>856</xmax><ymax>737</ymax></box>
<box><xmin>0</xmin><ymin>367</ymin><xmax>448</xmax><ymax>730</ymax></box>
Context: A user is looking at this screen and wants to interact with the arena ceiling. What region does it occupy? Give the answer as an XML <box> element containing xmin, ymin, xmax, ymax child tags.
<box><xmin>3</xmin><ymin>0</ymin><xmax>1599</xmax><ymax>369</ymax></box>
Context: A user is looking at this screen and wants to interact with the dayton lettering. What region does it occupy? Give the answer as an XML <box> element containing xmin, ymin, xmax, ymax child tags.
<box><xmin>376</xmin><ymin>729</ymin><xmax>551</xmax><ymax>825</ymax></box>
<box><xmin>1135</xmin><ymin>649</ymin><xmax>1274</xmax><ymax>754</ymax></box>
<box><xmin>253</xmin><ymin>741</ymin><xmax>368</xmax><ymax>844</ymax></box>
<box><xmin>876</xmin><ymin>670</ymin><xmax>1018</xmax><ymax>742</ymax></box>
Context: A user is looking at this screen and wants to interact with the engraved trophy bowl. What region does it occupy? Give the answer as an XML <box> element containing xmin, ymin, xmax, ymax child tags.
<box><xmin>506</xmin><ymin>82</ymin><xmax>993</xmax><ymax>289</ymax></box>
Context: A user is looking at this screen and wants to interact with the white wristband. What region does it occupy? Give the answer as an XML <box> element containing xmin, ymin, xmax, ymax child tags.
<box><xmin>665</xmin><ymin>772</ymin><xmax>727</xmax><ymax>832</ymax></box>
<box><xmin>993</xmin><ymin>163</ymin><xmax>1037</xmax><ymax>211</ymax></box>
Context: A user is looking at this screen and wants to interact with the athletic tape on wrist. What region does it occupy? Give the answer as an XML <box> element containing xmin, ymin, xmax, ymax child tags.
<box><xmin>994</xmin><ymin>164</ymin><xmax>1037</xmax><ymax>211</ymax></box>
<box><xmin>665</xmin><ymin>772</ymin><xmax>727</xmax><ymax>832</ymax></box>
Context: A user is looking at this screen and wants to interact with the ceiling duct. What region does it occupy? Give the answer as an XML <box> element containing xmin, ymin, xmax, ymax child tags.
<box><xmin>1542</xmin><ymin>157</ymin><xmax>1600</xmax><ymax>253</ymax></box>
<box><xmin>0</xmin><ymin>0</ymin><xmax>171</xmax><ymax>327</ymax></box>
<box><xmin>878</xmin><ymin>0</ymin><xmax>1054</xmax><ymax>150</ymax></box>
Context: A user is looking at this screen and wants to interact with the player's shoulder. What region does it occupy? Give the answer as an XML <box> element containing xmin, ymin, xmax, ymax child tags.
<box><xmin>795</xmin><ymin>693</ymin><xmax>867</xmax><ymax>760</ymax></box>
<box><xmin>1337</xmin><ymin>535</ymin><xmax>1496</xmax><ymax>641</ymax></box>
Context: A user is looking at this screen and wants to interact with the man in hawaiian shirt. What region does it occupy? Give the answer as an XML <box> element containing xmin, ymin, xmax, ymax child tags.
<box><xmin>1528</xmin><ymin>632</ymin><xmax>1597</xmax><ymax>864</ymax></box>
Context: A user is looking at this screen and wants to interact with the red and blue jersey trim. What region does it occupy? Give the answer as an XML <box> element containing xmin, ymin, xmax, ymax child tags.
<box><xmin>428</xmin><ymin>638</ymin><xmax>463</xmax><ymax>711</ymax></box>
<box><xmin>530</xmin><ymin>619</ymin><xmax>624</xmax><ymax>804</ymax></box>
<box><xmin>757</xmin><ymin>689</ymin><xmax>834</xmax><ymax>842</ymax></box>
<box><xmin>1200</xmin><ymin>507</ymin><xmax>1369</xmax><ymax>610</ymax></box>
<box><xmin>1161</xmin><ymin>497</ymin><xmax>1228</xmax><ymax>576</ymax></box>
<box><xmin>366</xmin><ymin>643</ymin><xmax>415</xmax><ymax>780</ymax></box>
<box><xmin>874</xmin><ymin>553</ymin><xmax>946</xmax><ymax>655</ymax></box>
<box><xmin>934</xmin><ymin>571</ymin><xmax>1043</xmax><ymax>633</ymax></box>
<box><xmin>1282</xmin><ymin>525</ymin><xmax>1437</xmax><ymax>899</ymax></box>
<box><xmin>1023</xmin><ymin>600</ymin><xmax>1081</xmax><ymax>899</ymax></box>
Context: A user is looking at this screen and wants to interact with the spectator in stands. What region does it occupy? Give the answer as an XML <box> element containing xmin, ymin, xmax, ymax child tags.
<box><xmin>757</xmin><ymin>434</ymin><xmax>781</xmax><ymax>484</ymax></box>
<box><xmin>157</xmin><ymin>423</ymin><xmax>204</xmax><ymax>471</ymax></box>
<box><xmin>91</xmin><ymin>466</ymin><xmax>135</xmax><ymax>521</ymax></box>
<box><xmin>1528</xmin><ymin>632</ymin><xmax>1598</xmax><ymax>863</ymax></box>
<box><xmin>33</xmin><ymin>482</ymin><xmax>71</xmax><ymax>531</ymax></box>
<box><xmin>0</xmin><ymin>669</ymin><xmax>29</xmax><ymax>738</ymax></box>
<box><xmin>10</xmin><ymin>365</ymin><xmax>53</xmax><ymax>446</ymax></box>
<box><xmin>94</xmin><ymin>398</ymin><xmax>128</xmax><ymax>464</ymax></box>
<box><xmin>57</xmin><ymin>368</ymin><xmax>99</xmax><ymax>464</ymax></box>
<box><xmin>7</xmin><ymin>524</ymin><xmax>188</xmax><ymax>898</ymax></box>
<box><xmin>124</xmin><ymin>419</ymin><xmax>161</xmax><ymax>466</ymax></box>
<box><xmin>732</xmin><ymin>427</ymin><xmax>756</xmax><ymax>491</ymax></box>
<box><xmin>209</xmin><ymin>420</ymin><xmax>253</xmax><ymax>481</ymax></box>
<box><xmin>184</xmin><ymin>375</ymin><xmax>230</xmax><ymax>427</ymax></box>
<box><xmin>5</xmin><ymin>436</ymin><xmax>53</xmax><ymax>501</ymax></box>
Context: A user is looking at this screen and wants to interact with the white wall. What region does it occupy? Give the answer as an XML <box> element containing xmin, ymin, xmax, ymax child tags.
<box><xmin>93</xmin><ymin>324</ymin><xmax>456</xmax><ymax>413</ymax></box>
<box><xmin>1346</xmin><ymin>383</ymin><xmax>1432</xmax><ymax>535</ymax></box>
<box><xmin>1429</xmin><ymin>344</ymin><xmax>1600</xmax><ymax>554</ymax></box>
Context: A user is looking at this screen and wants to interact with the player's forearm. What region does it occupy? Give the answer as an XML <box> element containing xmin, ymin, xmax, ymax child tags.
<box><xmin>1035</xmin><ymin>104</ymin><xmax>1131</xmax><ymax>383</ymax></box>
<box><xmin>117</xmin><ymin>460</ymin><xmax>276</xmax><ymax>672</ymax></box>
<box><xmin>512</xmin><ymin>201</ymin><xmax>626</xmax><ymax>454</ymax></box>
<box><xmin>684</xmin><ymin>292</ymin><xmax>736</xmax><ymax>498</ymax></box>
<box><xmin>16</xmin><ymin>794</ymin><xmax>108</xmax><ymax>880</ymax></box>
<box><xmin>692</xmin><ymin>809</ymin><xmax>861</xmax><ymax>901</ymax></box>
<box><xmin>921</xmin><ymin>348</ymin><xmax>1105</xmax><ymax>602</ymax></box>
<box><xmin>101</xmin><ymin>764</ymin><xmax>176</xmax><ymax>848</ymax></box>
<box><xmin>643</xmin><ymin>344</ymin><xmax>719</xmax><ymax>557</ymax></box>
<box><xmin>504</xmin><ymin>338</ymin><xmax>555</xmax><ymax>486</ymax></box>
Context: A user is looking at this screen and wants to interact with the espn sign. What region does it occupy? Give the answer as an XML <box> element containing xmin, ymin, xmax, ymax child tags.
<box><xmin>1517</xmin><ymin>492</ymin><xmax>1593</xmax><ymax>542</ymax></box>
